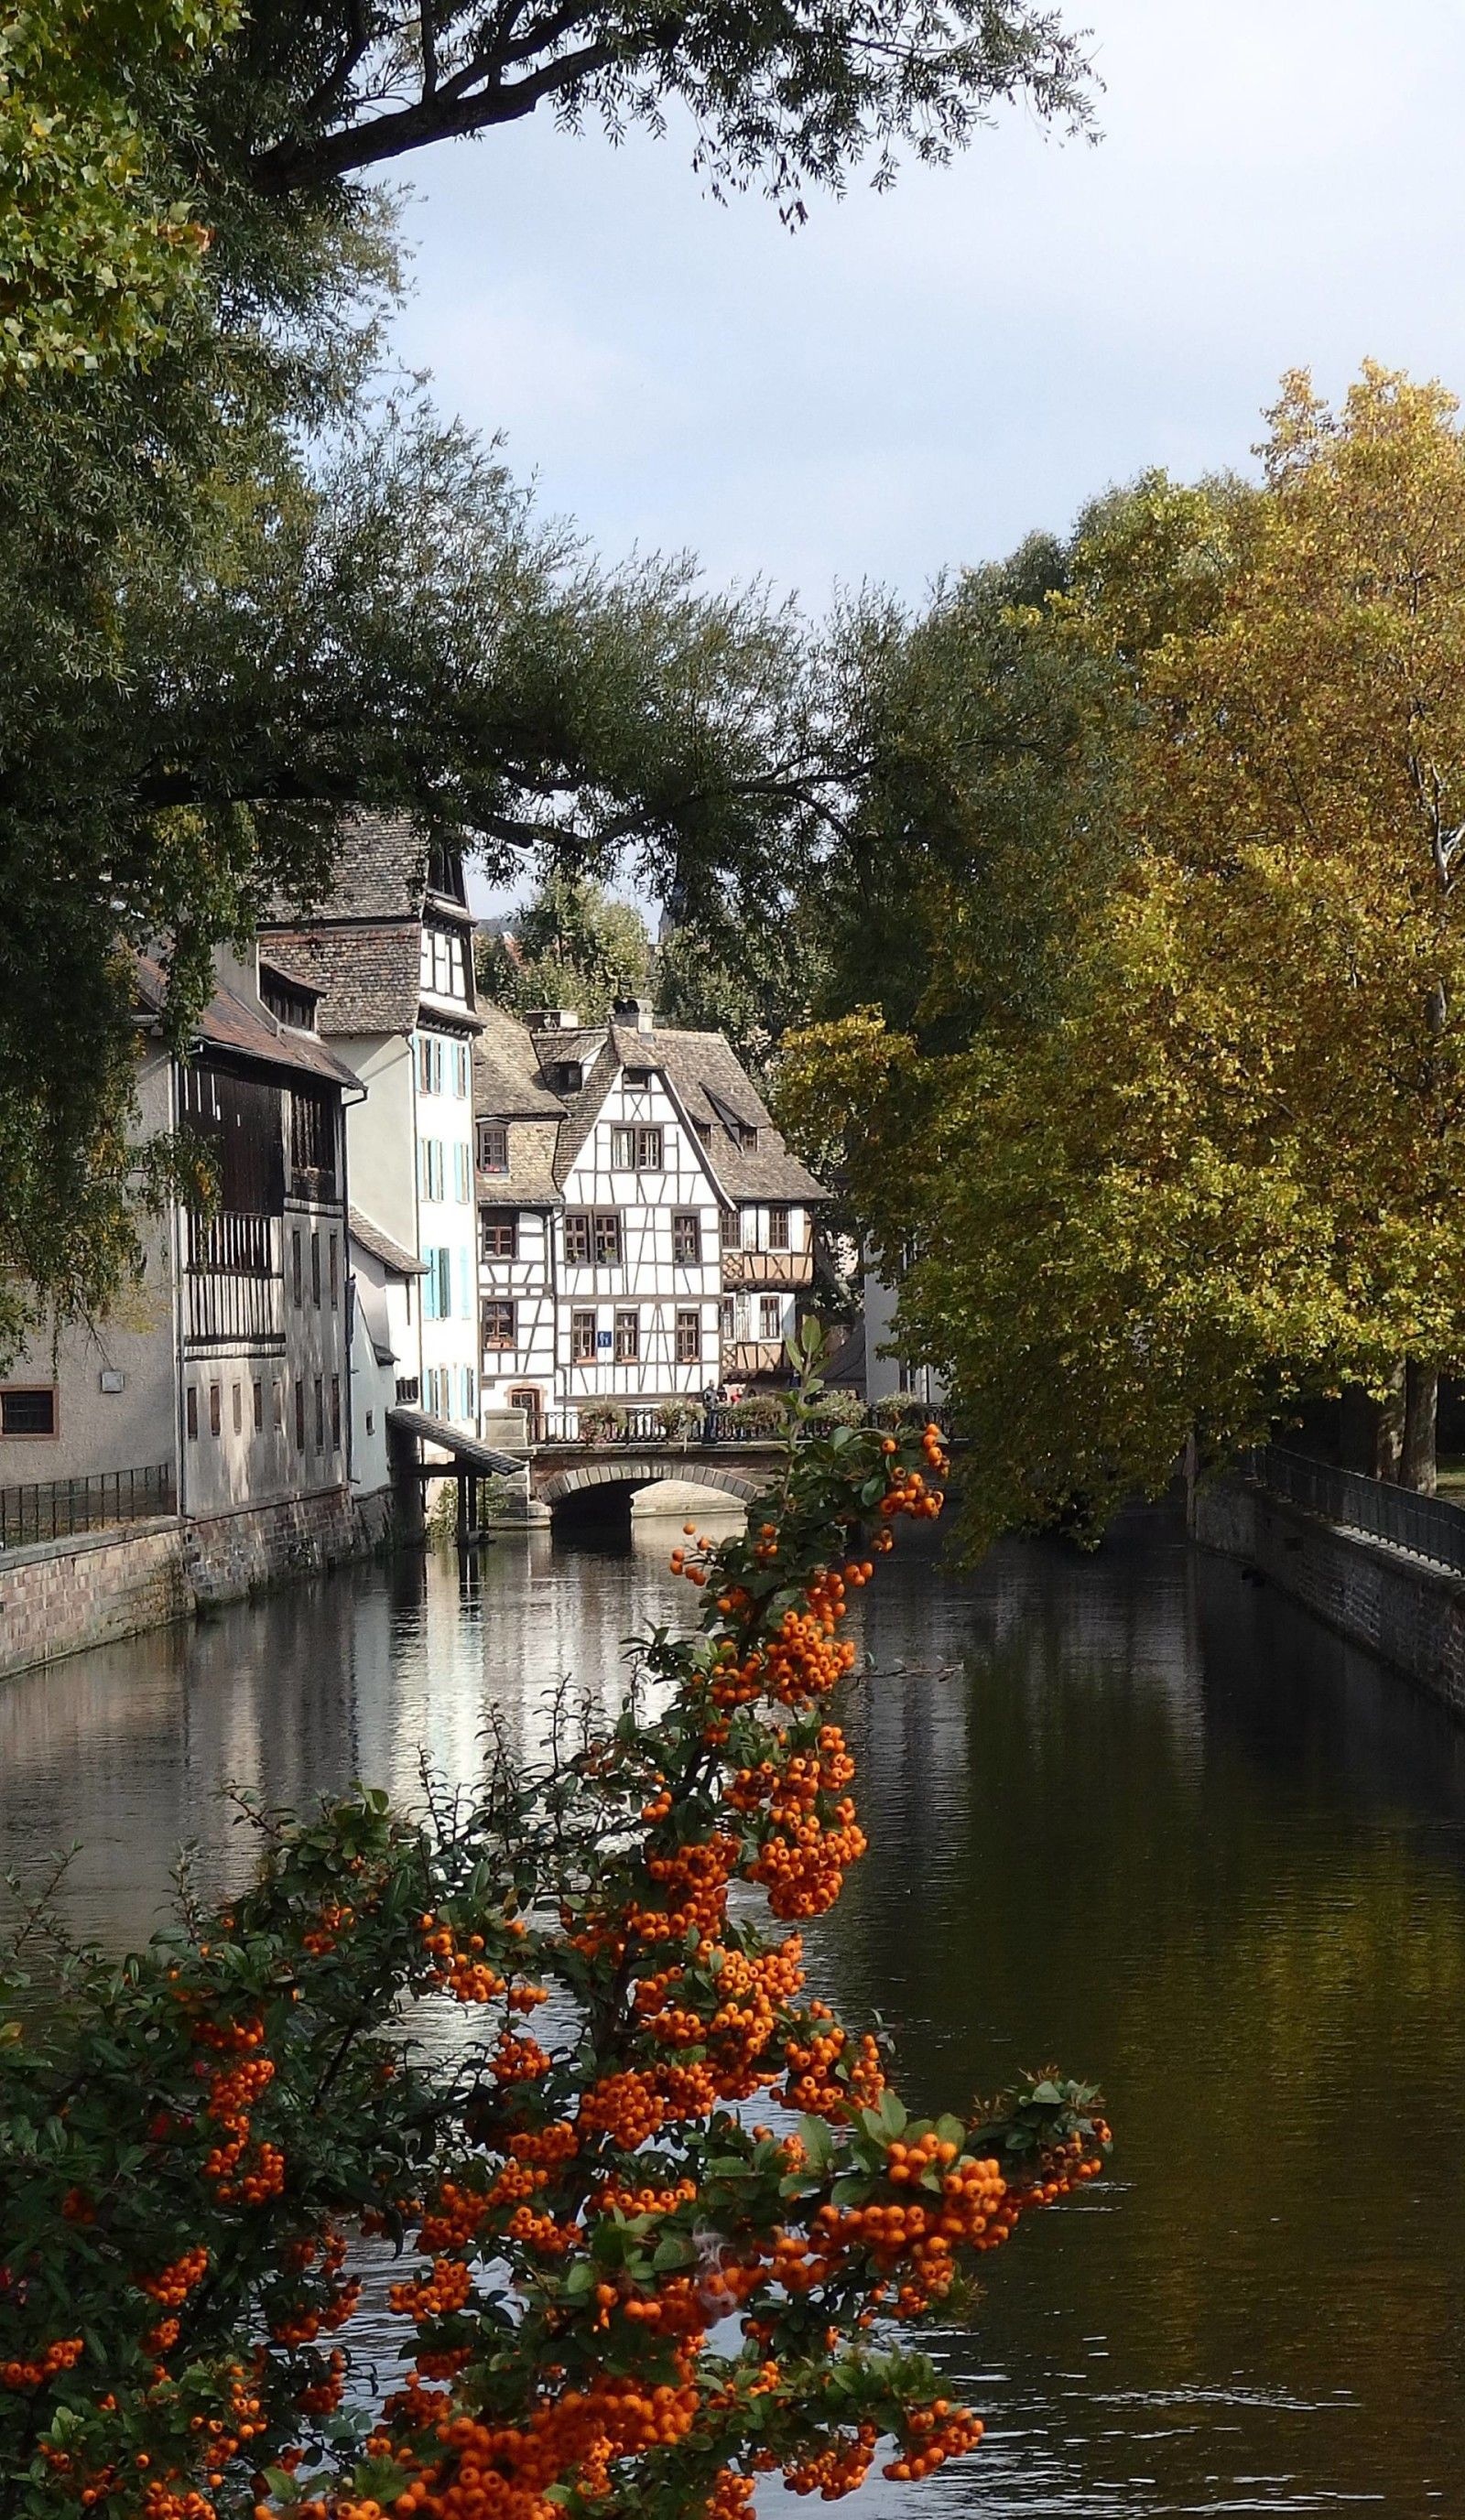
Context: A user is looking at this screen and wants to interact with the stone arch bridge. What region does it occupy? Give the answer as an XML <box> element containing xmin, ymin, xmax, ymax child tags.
<box><xmin>528</xmin><ymin>1441</ymin><xmax>788</xmax><ymax>1520</ymax></box>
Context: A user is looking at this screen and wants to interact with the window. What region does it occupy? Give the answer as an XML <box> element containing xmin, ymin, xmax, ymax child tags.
<box><xmin>232</xmin><ymin>1382</ymin><xmax>243</xmax><ymax>1434</ymax></box>
<box><xmin>677</xmin><ymin>1309</ymin><xmax>701</xmax><ymax>1365</ymax></box>
<box><xmin>329</xmin><ymin>1233</ymin><xmax>339</xmax><ymax>1306</ymax></box>
<box><xmin>314</xmin><ymin>1375</ymin><xmax>325</xmax><ymax>1449</ymax></box>
<box><xmin>759</xmin><ymin>1296</ymin><xmax>783</xmax><ymax>1342</ymax></box>
<box><xmin>482</xmin><ymin>1217</ymin><xmax>517</xmax><ymax>1260</ymax></box>
<box><xmin>294</xmin><ymin>1383</ymin><xmax>305</xmax><ymax>1449</ymax></box>
<box><xmin>611</xmin><ymin>1125</ymin><xmax>662</xmax><ymax>1170</ymax></box>
<box><xmin>291</xmin><ymin>1228</ymin><xmax>302</xmax><ymax>1306</ymax></box>
<box><xmin>425</xmin><ymin>1247</ymin><xmax>451</xmax><ymax>1320</ymax></box>
<box><xmin>0</xmin><ymin>1386</ymin><xmax>57</xmax><ymax>1436</ymax></box>
<box><xmin>483</xmin><ymin>1301</ymin><xmax>515</xmax><ymax>1350</ymax></box>
<box><xmin>720</xmin><ymin>1298</ymin><xmax>734</xmax><ymax>1344</ymax></box>
<box><xmin>571</xmin><ymin>1309</ymin><xmax>596</xmax><ymax>1362</ymax></box>
<box><xmin>564</xmin><ymin>1211</ymin><xmax>621</xmax><ymax>1266</ymax></box>
<box><xmin>420</xmin><ymin>1139</ymin><xmax>446</xmax><ymax>1203</ymax></box>
<box><xmin>479</xmin><ymin>1122</ymin><xmax>508</xmax><ymax>1173</ymax></box>
<box><xmin>461</xmin><ymin>1367</ymin><xmax>476</xmax><ymax>1420</ymax></box>
<box><xmin>454</xmin><ymin>1143</ymin><xmax>473</xmax><ymax>1203</ymax></box>
<box><xmin>365</xmin><ymin>1408</ymin><xmax>374</xmax><ymax>1438</ymax></box>
<box><xmin>290</xmin><ymin>1089</ymin><xmax>335</xmax><ymax>1187</ymax></box>
<box><xmin>549</xmin><ymin>1060</ymin><xmax>582</xmax><ymax>1094</ymax></box>
<box><xmin>261</xmin><ymin>971</ymin><xmax>317</xmax><ymax>1031</ymax></box>
<box><xmin>253</xmin><ymin>1379</ymin><xmax>263</xmax><ymax>1432</ymax></box>
<box><xmin>186</xmin><ymin>1387</ymin><xmax>198</xmax><ymax>1441</ymax></box>
<box><xmin>310</xmin><ymin>1230</ymin><xmax>321</xmax><ymax>1307</ymax></box>
<box><xmin>418</xmin><ymin>1034</ymin><xmax>443</xmax><ymax>1096</ymax></box>
<box><xmin>614</xmin><ymin>1309</ymin><xmax>640</xmax><ymax>1363</ymax></box>
<box><xmin>624</xmin><ymin>1066</ymin><xmax>651</xmax><ymax>1088</ymax></box>
<box><xmin>721</xmin><ymin>1207</ymin><xmax>742</xmax><ymax>1249</ymax></box>
<box><xmin>672</xmin><ymin>1211</ymin><xmax>701</xmax><ymax>1265</ymax></box>
<box><xmin>331</xmin><ymin>1375</ymin><xmax>342</xmax><ymax>1448</ymax></box>
<box><xmin>767</xmin><ymin>1206</ymin><xmax>790</xmax><ymax>1251</ymax></box>
<box><xmin>693</xmin><ymin>1120</ymin><xmax>712</xmax><ymax>1148</ymax></box>
<box><xmin>739</xmin><ymin>1123</ymin><xmax>759</xmax><ymax>1153</ymax></box>
<box><xmin>453</xmin><ymin>1043</ymin><xmax>470</xmax><ymax>1098</ymax></box>
<box><xmin>420</xmin><ymin>927</ymin><xmax>466</xmax><ymax>1000</ymax></box>
<box><xmin>273</xmin><ymin>1380</ymin><xmax>284</xmax><ymax>1429</ymax></box>
<box><xmin>209</xmin><ymin>1383</ymin><xmax>222</xmax><ymax>1437</ymax></box>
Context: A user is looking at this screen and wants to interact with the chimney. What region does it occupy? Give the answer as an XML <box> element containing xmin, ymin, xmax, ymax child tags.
<box><xmin>613</xmin><ymin>996</ymin><xmax>655</xmax><ymax>1036</ymax></box>
<box><xmin>526</xmin><ymin>1007</ymin><xmax>580</xmax><ymax>1033</ymax></box>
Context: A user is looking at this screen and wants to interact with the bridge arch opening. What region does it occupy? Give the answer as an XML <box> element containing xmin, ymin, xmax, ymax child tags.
<box><xmin>538</xmin><ymin>1462</ymin><xmax>761</xmax><ymax>1536</ymax></box>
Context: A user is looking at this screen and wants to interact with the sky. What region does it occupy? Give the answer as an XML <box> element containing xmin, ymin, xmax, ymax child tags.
<box><xmin>388</xmin><ymin>0</ymin><xmax>1465</xmax><ymax>622</ymax></box>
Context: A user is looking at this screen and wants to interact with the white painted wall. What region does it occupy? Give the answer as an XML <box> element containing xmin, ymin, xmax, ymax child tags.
<box><xmin>417</xmin><ymin>1026</ymin><xmax>478</xmax><ymax>1428</ymax></box>
<box><xmin>477</xmin><ymin>1202</ymin><xmax>558</xmax><ymax>1420</ymax></box>
<box><xmin>863</xmin><ymin>1262</ymin><xmax>947</xmax><ymax>1404</ymax></box>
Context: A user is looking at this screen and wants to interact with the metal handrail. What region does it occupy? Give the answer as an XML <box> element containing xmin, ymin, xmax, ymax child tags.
<box><xmin>1243</xmin><ymin>1444</ymin><xmax>1465</xmax><ymax>1578</ymax></box>
<box><xmin>0</xmin><ymin>1463</ymin><xmax>176</xmax><ymax>1552</ymax></box>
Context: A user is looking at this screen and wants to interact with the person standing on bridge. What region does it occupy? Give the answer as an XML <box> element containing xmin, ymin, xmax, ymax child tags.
<box><xmin>700</xmin><ymin>1383</ymin><xmax>720</xmax><ymax>1444</ymax></box>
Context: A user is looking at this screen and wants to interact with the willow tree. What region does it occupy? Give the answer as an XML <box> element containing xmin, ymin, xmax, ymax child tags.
<box><xmin>781</xmin><ymin>370</ymin><xmax>1465</xmax><ymax>1539</ymax></box>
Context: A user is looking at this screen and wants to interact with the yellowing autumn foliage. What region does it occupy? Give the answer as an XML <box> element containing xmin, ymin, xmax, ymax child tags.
<box><xmin>781</xmin><ymin>366</ymin><xmax>1465</xmax><ymax>1538</ymax></box>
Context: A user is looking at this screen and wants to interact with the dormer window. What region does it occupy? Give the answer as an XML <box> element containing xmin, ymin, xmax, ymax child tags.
<box><xmin>624</xmin><ymin>1066</ymin><xmax>651</xmax><ymax>1087</ymax></box>
<box><xmin>479</xmin><ymin>1122</ymin><xmax>508</xmax><ymax>1173</ymax></box>
<box><xmin>260</xmin><ymin>973</ymin><xmax>317</xmax><ymax>1031</ymax></box>
<box><xmin>739</xmin><ymin>1123</ymin><xmax>758</xmax><ymax>1152</ymax></box>
<box><xmin>549</xmin><ymin>1060</ymin><xmax>582</xmax><ymax>1094</ymax></box>
<box><xmin>427</xmin><ymin>842</ymin><xmax>467</xmax><ymax>903</ymax></box>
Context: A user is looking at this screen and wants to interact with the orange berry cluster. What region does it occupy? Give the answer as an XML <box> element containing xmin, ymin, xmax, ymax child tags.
<box><xmin>139</xmin><ymin>2246</ymin><xmax>210</xmax><ymax>2307</ymax></box>
<box><xmin>884</xmin><ymin>2397</ymin><xmax>983</xmax><ymax>2482</ymax></box>
<box><xmin>1</xmin><ymin>2335</ymin><xmax>82</xmax><ymax>2392</ymax></box>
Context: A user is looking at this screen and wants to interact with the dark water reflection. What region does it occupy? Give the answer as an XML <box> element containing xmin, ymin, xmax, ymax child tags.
<box><xmin>4</xmin><ymin>1505</ymin><xmax>1465</xmax><ymax>2514</ymax></box>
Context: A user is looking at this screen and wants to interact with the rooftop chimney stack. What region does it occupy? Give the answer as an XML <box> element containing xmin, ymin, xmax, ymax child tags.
<box><xmin>613</xmin><ymin>996</ymin><xmax>656</xmax><ymax>1036</ymax></box>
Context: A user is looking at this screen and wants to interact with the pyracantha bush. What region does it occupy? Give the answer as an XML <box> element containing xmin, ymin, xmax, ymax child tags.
<box><xmin>0</xmin><ymin>1385</ymin><xmax>1107</xmax><ymax>2520</ymax></box>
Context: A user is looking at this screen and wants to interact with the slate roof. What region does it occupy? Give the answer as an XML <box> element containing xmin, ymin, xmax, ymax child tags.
<box><xmin>349</xmin><ymin>1206</ymin><xmax>428</xmax><ymax>1276</ymax></box>
<box><xmin>472</xmin><ymin>1007</ymin><xmax>827</xmax><ymax>1206</ymax></box>
<box><xmin>136</xmin><ymin>955</ymin><xmax>360</xmax><ymax>1090</ymax></box>
<box><xmin>264</xmin><ymin>808</ymin><xmax>429</xmax><ymax>924</ymax></box>
<box><xmin>258</xmin><ymin>925</ymin><xmax>422</xmax><ymax>1038</ymax></box>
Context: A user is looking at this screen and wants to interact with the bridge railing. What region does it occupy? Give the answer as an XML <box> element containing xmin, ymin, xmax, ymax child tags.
<box><xmin>1243</xmin><ymin>1444</ymin><xmax>1465</xmax><ymax>1578</ymax></box>
<box><xmin>0</xmin><ymin>1463</ymin><xmax>176</xmax><ymax>1553</ymax></box>
<box><xmin>531</xmin><ymin>1402</ymin><xmax>951</xmax><ymax>1450</ymax></box>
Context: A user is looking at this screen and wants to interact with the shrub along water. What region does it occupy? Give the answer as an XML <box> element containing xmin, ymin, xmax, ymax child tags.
<box><xmin>0</xmin><ymin>1380</ymin><xmax>1106</xmax><ymax>2520</ymax></box>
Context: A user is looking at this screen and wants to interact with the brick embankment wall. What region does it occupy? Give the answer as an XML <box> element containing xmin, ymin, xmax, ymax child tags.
<box><xmin>1194</xmin><ymin>1475</ymin><xmax>1465</xmax><ymax>1718</ymax></box>
<box><xmin>0</xmin><ymin>1519</ymin><xmax>190</xmax><ymax>1680</ymax></box>
<box><xmin>1</xmin><ymin>1485</ymin><xmax>401</xmax><ymax>1680</ymax></box>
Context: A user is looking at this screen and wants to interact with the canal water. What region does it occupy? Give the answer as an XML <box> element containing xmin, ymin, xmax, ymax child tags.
<box><xmin>3</xmin><ymin>1503</ymin><xmax>1465</xmax><ymax>2515</ymax></box>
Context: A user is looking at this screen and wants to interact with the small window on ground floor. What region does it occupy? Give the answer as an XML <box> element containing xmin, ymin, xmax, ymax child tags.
<box><xmin>614</xmin><ymin>1308</ymin><xmax>640</xmax><ymax>1363</ymax></box>
<box><xmin>0</xmin><ymin>1386</ymin><xmax>57</xmax><ymax>1437</ymax></box>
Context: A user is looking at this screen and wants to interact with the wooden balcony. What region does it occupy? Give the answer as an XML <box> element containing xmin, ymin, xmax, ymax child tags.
<box><xmin>720</xmin><ymin>1248</ymin><xmax>813</xmax><ymax>1291</ymax></box>
<box><xmin>725</xmin><ymin>1340</ymin><xmax>790</xmax><ymax>1379</ymax></box>
<box><xmin>183</xmin><ymin>1210</ymin><xmax>285</xmax><ymax>1349</ymax></box>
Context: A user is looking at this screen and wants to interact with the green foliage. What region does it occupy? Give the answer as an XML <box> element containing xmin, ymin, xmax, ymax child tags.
<box><xmin>0</xmin><ymin>1413</ymin><xmax>1106</xmax><ymax>2518</ymax></box>
<box><xmin>476</xmin><ymin>874</ymin><xmax>653</xmax><ymax>1022</ymax></box>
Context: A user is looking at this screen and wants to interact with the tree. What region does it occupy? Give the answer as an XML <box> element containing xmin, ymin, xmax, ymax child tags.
<box><xmin>0</xmin><ymin>1404</ymin><xmax>1107</xmax><ymax>2518</ymax></box>
<box><xmin>783</xmin><ymin>373</ymin><xmax>1465</xmax><ymax>1539</ymax></box>
<box><xmin>1</xmin><ymin>0</ymin><xmax>1097</xmax><ymax>1364</ymax></box>
<box><xmin>476</xmin><ymin>873</ymin><xmax>654</xmax><ymax>1018</ymax></box>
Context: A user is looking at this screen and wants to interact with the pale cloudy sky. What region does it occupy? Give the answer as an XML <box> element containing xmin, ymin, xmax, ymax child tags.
<box><xmin>389</xmin><ymin>0</ymin><xmax>1465</xmax><ymax>609</ymax></box>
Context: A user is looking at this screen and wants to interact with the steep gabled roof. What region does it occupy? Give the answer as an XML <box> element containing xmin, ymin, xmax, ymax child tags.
<box><xmin>635</xmin><ymin>1030</ymin><xmax>826</xmax><ymax>1204</ymax></box>
<box><xmin>258</xmin><ymin>925</ymin><xmax>423</xmax><ymax>1038</ymax></box>
<box><xmin>474</xmin><ymin>1006</ymin><xmax>569</xmax><ymax>1119</ymax></box>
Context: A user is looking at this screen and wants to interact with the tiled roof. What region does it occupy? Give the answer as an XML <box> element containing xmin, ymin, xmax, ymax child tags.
<box><xmin>266</xmin><ymin>808</ymin><xmax>429</xmax><ymax>923</ymax></box>
<box><xmin>477</xmin><ymin>1121</ymin><xmax>563</xmax><ymax>1210</ymax></box>
<box><xmin>136</xmin><ymin>956</ymin><xmax>360</xmax><ymax>1089</ymax></box>
<box><xmin>349</xmin><ymin>1206</ymin><xmax>428</xmax><ymax>1276</ymax></box>
<box><xmin>631</xmin><ymin>1029</ymin><xmax>827</xmax><ymax>1204</ymax></box>
<box><xmin>259</xmin><ymin>925</ymin><xmax>422</xmax><ymax>1037</ymax></box>
<box><xmin>474</xmin><ymin>1007</ymin><xmax>568</xmax><ymax>1119</ymax></box>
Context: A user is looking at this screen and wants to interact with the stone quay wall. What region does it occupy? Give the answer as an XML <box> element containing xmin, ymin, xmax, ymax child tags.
<box><xmin>1194</xmin><ymin>1474</ymin><xmax>1465</xmax><ymax>1718</ymax></box>
<box><xmin>0</xmin><ymin>1483</ymin><xmax>400</xmax><ymax>1681</ymax></box>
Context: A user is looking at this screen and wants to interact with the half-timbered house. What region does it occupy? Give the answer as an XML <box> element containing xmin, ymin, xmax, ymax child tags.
<box><xmin>473</xmin><ymin>999</ymin><xmax>827</xmax><ymax>1429</ymax></box>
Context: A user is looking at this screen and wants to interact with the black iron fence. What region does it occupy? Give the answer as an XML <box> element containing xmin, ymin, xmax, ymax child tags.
<box><xmin>1244</xmin><ymin>1444</ymin><xmax>1465</xmax><ymax>1578</ymax></box>
<box><xmin>532</xmin><ymin>1402</ymin><xmax>953</xmax><ymax>1450</ymax></box>
<box><xmin>0</xmin><ymin>1463</ymin><xmax>177</xmax><ymax>1552</ymax></box>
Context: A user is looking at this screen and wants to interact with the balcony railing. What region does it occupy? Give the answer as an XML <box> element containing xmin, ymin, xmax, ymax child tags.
<box><xmin>720</xmin><ymin>1249</ymin><xmax>813</xmax><ymax>1290</ymax></box>
<box><xmin>0</xmin><ymin>1463</ymin><xmax>176</xmax><ymax>1552</ymax></box>
<box><xmin>184</xmin><ymin>1211</ymin><xmax>284</xmax><ymax>1349</ymax></box>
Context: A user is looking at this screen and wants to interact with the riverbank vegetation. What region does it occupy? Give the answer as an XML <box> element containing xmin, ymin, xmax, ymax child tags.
<box><xmin>779</xmin><ymin>366</ymin><xmax>1465</xmax><ymax>1538</ymax></box>
<box><xmin>0</xmin><ymin>1409</ymin><xmax>1106</xmax><ymax>2518</ymax></box>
